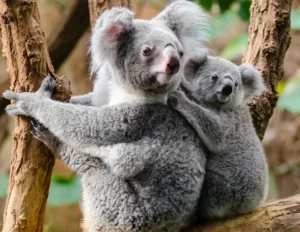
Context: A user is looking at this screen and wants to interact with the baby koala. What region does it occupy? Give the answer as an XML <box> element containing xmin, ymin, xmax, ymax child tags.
<box><xmin>169</xmin><ymin>54</ymin><xmax>269</xmax><ymax>220</ymax></box>
<box><xmin>4</xmin><ymin>1</ymin><xmax>208</xmax><ymax>231</ymax></box>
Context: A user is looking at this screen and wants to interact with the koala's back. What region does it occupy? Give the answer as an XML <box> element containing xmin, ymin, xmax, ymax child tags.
<box><xmin>200</xmin><ymin>105</ymin><xmax>268</xmax><ymax>219</ymax></box>
<box><xmin>81</xmin><ymin>103</ymin><xmax>206</xmax><ymax>232</ymax></box>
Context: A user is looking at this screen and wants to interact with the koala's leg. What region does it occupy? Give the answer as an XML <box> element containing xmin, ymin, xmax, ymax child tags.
<box><xmin>168</xmin><ymin>90</ymin><xmax>228</xmax><ymax>153</ymax></box>
<box><xmin>31</xmin><ymin>120</ymin><xmax>102</xmax><ymax>174</ymax></box>
<box><xmin>197</xmin><ymin>169</ymin><xmax>237</xmax><ymax>220</ymax></box>
<box><xmin>70</xmin><ymin>93</ymin><xmax>94</xmax><ymax>106</ymax></box>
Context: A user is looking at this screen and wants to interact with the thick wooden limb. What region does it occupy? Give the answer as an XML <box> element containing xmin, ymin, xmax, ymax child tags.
<box><xmin>185</xmin><ymin>194</ymin><xmax>300</xmax><ymax>232</ymax></box>
<box><xmin>0</xmin><ymin>0</ymin><xmax>71</xmax><ymax>231</ymax></box>
<box><xmin>244</xmin><ymin>0</ymin><xmax>292</xmax><ymax>140</ymax></box>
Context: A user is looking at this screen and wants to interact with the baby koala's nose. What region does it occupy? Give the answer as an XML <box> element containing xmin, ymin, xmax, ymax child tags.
<box><xmin>166</xmin><ymin>57</ymin><xmax>180</xmax><ymax>75</ymax></box>
<box><xmin>221</xmin><ymin>84</ymin><xmax>233</xmax><ymax>96</ymax></box>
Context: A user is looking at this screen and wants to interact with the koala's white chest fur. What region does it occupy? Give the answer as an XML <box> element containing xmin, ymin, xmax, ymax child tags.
<box><xmin>92</xmin><ymin>73</ymin><xmax>168</xmax><ymax>107</ymax></box>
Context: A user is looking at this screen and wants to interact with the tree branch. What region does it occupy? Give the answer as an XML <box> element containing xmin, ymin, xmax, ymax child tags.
<box><xmin>185</xmin><ymin>194</ymin><xmax>300</xmax><ymax>232</ymax></box>
<box><xmin>0</xmin><ymin>0</ymin><xmax>71</xmax><ymax>231</ymax></box>
<box><xmin>244</xmin><ymin>0</ymin><xmax>292</xmax><ymax>140</ymax></box>
<box><xmin>47</xmin><ymin>0</ymin><xmax>90</xmax><ymax>70</ymax></box>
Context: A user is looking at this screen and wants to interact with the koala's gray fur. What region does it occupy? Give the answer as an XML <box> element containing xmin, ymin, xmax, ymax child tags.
<box><xmin>4</xmin><ymin>1</ymin><xmax>208</xmax><ymax>231</ymax></box>
<box><xmin>168</xmin><ymin>55</ymin><xmax>269</xmax><ymax>220</ymax></box>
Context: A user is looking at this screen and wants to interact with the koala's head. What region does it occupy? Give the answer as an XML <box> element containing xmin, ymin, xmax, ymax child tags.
<box><xmin>90</xmin><ymin>0</ymin><xmax>208</xmax><ymax>94</ymax></box>
<box><xmin>184</xmin><ymin>54</ymin><xmax>265</xmax><ymax>108</ymax></box>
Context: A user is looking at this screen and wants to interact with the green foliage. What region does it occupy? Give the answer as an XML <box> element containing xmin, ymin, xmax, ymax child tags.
<box><xmin>0</xmin><ymin>175</ymin><xmax>9</xmax><ymax>198</ymax></box>
<box><xmin>277</xmin><ymin>81</ymin><xmax>287</xmax><ymax>95</ymax></box>
<box><xmin>216</xmin><ymin>0</ymin><xmax>235</xmax><ymax>12</ymax></box>
<box><xmin>198</xmin><ymin>0</ymin><xmax>213</xmax><ymax>11</ymax></box>
<box><xmin>291</xmin><ymin>9</ymin><xmax>300</xmax><ymax>30</ymax></box>
<box><xmin>47</xmin><ymin>175</ymin><xmax>81</xmax><ymax>207</ymax></box>
<box><xmin>238</xmin><ymin>0</ymin><xmax>251</xmax><ymax>20</ymax></box>
<box><xmin>0</xmin><ymin>173</ymin><xmax>81</xmax><ymax>206</ymax></box>
<box><xmin>268</xmin><ymin>170</ymin><xmax>279</xmax><ymax>200</ymax></box>
<box><xmin>220</xmin><ymin>33</ymin><xmax>248</xmax><ymax>60</ymax></box>
<box><xmin>209</xmin><ymin>9</ymin><xmax>239</xmax><ymax>39</ymax></box>
<box><xmin>278</xmin><ymin>76</ymin><xmax>300</xmax><ymax>114</ymax></box>
<box><xmin>196</xmin><ymin>0</ymin><xmax>251</xmax><ymax>20</ymax></box>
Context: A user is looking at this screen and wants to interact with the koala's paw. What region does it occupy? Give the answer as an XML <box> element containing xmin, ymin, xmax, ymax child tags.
<box><xmin>31</xmin><ymin>119</ymin><xmax>58</xmax><ymax>149</ymax></box>
<box><xmin>168</xmin><ymin>90</ymin><xmax>186</xmax><ymax>109</ymax></box>
<box><xmin>5</xmin><ymin>102</ymin><xmax>27</xmax><ymax>116</ymax></box>
<box><xmin>37</xmin><ymin>75</ymin><xmax>56</xmax><ymax>98</ymax></box>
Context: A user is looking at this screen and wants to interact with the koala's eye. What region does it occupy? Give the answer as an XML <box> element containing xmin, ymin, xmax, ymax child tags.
<box><xmin>179</xmin><ymin>51</ymin><xmax>184</xmax><ymax>57</ymax></box>
<box><xmin>235</xmin><ymin>82</ymin><xmax>238</xmax><ymax>87</ymax></box>
<box><xmin>142</xmin><ymin>46</ymin><xmax>152</xmax><ymax>56</ymax></box>
<box><xmin>211</xmin><ymin>74</ymin><xmax>218</xmax><ymax>81</ymax></box>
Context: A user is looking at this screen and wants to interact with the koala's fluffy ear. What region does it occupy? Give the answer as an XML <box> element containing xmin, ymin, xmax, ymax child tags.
<box><xmin>90</xmin><ymin>8</ymin><xmax>134</xmax><ymax>74</ymax></box>
<box><xmin>153</xmin><ymin>0</ymin><xmax>208</xmax><ymax>58</ymax></box>
<box><xmin>239</xmin><ymin>64</ymin><xmax>265</xmax><ymax>99</ymax></box>
<box><xmin>184</xmin><ymin>51</ymin><xmax>208</xmax><ymax>81</ymax></box>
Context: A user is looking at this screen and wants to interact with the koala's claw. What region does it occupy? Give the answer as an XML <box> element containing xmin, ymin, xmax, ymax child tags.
<box><xmin>3</xmin><ymin>90</ymin><xmax>20</xmax><ymax>101</ymax></box>
<box><xmin>5</xmin><ymin>103</ymin><xmax>25</xmax><ymax>116</ymax></box>
<box><xmin>37</xmin><ymin>76</ymin><xmax>56</xmax><ymax>97</ymax></box>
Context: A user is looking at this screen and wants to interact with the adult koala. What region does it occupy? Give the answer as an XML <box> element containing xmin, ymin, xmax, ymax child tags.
<box><xmin>169</xmin><ymin>54</ymin><xmax>269</xmax><ymax>220</ymax></box>
<box><xmin>4</xmin><ymin>1</ymin><xmax>208</xmax><ymax>231</ymax></box>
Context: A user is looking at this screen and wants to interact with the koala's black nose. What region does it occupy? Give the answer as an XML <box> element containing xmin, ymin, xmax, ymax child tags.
<box><xmin>166</xmin><ymin>57</ymin><xmax>180</xmax><ymax>75</ymax></box>
<box><xmin>221</xmin><ymin>84</ymin><xmax>233</xmax><ymax>96</ymax></box>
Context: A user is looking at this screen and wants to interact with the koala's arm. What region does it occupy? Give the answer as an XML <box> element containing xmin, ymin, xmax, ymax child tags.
<box><xmin>31</xmin><ymin>120</ymin><xmax>102</xmax><ymax>174</ymax></box>
<box><xmin>169</xmin><ymin>90</ymin><xmax>228</xmax><ymax>152</ymax></box>
<box><xmin>70</xmin><ymin>93</ymin><xmax>94</xmax><ymax>106</ymax></box>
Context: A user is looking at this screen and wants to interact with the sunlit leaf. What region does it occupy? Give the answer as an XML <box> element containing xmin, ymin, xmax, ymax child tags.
<box><xmin>47</xmin><ymin>175</ymin><xmax>81</xmax><ymax>207</ymax></box>
<box><xmin>268</xmin><ymin>170</ymin><xmax>279</xmax><ymax>200</ymax></box>
<box><xmin>277</xmin><ymin>81</ymin><xmax>287</xmax><ymax>95</ymax></box>
<box><xmin>198</xmin><ymin>0</ymin><xmax>214</xmax><ymax>11</ymax></box>
<box><xmin>291</xmin><ymin>9</ymin><xmax>300</xmax><ymax>30</ymax></box>
<box><xmin>0</xmin><ymin>174</ymin><xmax>9</xmax><ymax>198</ymax></box>
<box><xmin>238</xmin><ymin>0</ymin><xmax>251</xmax><ymax>21</ymax></box>
<box><xmin>220</xmin><ymin>33</ymin><xmax>248</xmax><ymax>60</ymax></box>
<box><xmin>209</xmin><ymin>9</ymin><xmax>239</xmax><ymax>39</ymax></box>
<box><xmin>278</xmin><ymin>76</ymin><xmax>300</xmax><ymax>114</ymax></box>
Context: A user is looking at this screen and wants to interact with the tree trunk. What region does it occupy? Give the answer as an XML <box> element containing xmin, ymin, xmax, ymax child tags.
<box><xmin>244</xmin><ymin>0</ymin><xmax>293</xmax><ymax>140</ymax></box>
<box><xmin>0</xmin><ymin>1</ymin><xmax>71</xmax><ymax>232</ymax></box>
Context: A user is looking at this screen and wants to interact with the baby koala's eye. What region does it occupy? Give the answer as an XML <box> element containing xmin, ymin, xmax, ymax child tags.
<box><xmin>142</xmin><ymin>45</ymin><xmax>152</xmax><ymax>56</ymax></box>
<box><xmin>179</xmin><ymin>51</ymin><xmax>184</xmax><ymax>57</ymax></box>
<box><xmin>235</xmin><ymin>82</ymin><xmax>238</xmax><ymax>87</ymax></box>
<box><xmin>211</xmin><ymin>74</ymin><xmax>218</xmax><ymax>81</ymax></box>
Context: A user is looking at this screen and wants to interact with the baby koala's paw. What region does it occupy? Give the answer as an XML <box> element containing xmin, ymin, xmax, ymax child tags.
<box><xmin>168</xmin><ymin>90</ymin><xmax>187</xmax><ymax>109</ymax></box>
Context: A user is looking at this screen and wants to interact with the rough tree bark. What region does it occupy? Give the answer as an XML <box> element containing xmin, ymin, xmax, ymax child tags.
<box><xmin>0</xmin><ymin>0</ymin><xmax>71</xmax><ymax>231</ymax></box>
<box><xmin>245</xmin><ymin>0</ymin><xmax>293</xmax><ymax>140</ymax></box>
<box><xmin>185</xmin><ymin>194</ymin><xmax>300</xmax><ymax>232</ymax></box>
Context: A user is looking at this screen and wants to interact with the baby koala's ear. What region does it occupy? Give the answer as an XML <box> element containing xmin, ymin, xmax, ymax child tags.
<box><xmin>153</xmin><ymin>0</ymin><xmax>208</xmax><ymax>58</ymax></box>
<box><xmin>184</xmin><ymin>50</ymin><xmax>208</xmax><ymax>81</ymax></box>
<box><xmin>90</xmin><ymin>7</ymin><xmax>134</xmax><ymax>74</ymax></box>
<box><xmin>239</xmin><ymin>64</ymin><xmax>265</xmax><ymax>99</ymax></box>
